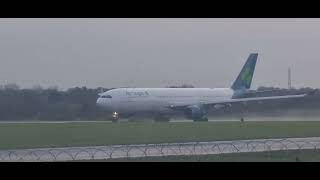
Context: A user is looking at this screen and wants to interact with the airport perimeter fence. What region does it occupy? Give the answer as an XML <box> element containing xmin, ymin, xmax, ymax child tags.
<box><xmin>0</xmin><ymin>137</ymin><xmax>320</xmax><ymax>161</ymax></box>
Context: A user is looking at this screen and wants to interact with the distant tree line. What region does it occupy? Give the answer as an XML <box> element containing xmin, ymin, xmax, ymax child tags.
<box><xmin>0</xmin><ymin>84</ymin><xmax>111</xmax><ymax>121</ymax></box>
<box><xmin>0</xmin><ymin>83</ymin><xmax>319</xmax><ymax>121</ymax></box>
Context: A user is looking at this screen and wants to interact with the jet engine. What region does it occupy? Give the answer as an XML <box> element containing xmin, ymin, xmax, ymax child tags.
<box><xmin>213</xmin><ymin>103</ymin><xmax>232</xmax><ymax>109</ymax></box>
<box><xmin>184</xmin><ymin>105</ymin><xmax>207</xmax><ymax>121</ymax></box>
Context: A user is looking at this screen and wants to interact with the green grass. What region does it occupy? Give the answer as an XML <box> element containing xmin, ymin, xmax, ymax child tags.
<box><xmin>97</xmin><ymin>149</ymin><xmax>320</xmax><ymax>162</ymax></box>
<box><xmin>1</xmin><ymin>121</ymin><xmax>320</xmax><ymax>150</ymax></box>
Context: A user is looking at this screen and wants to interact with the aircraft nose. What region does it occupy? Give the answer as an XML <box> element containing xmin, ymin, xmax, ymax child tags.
<box><xmin>96</xmin><ymin>98</ymin><xmax>103</xmax><ymax>107</ymax></box>
<box><xmin>96</xmin><ymin>97</ymin><xmax>111</xmax><ymax>110</ymax></box>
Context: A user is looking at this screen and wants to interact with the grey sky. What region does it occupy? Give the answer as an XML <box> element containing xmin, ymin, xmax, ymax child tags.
<box><xmin>0</xmin><ymin>18</ymin><xmax>319</xmax><ymax>90</ymax></box>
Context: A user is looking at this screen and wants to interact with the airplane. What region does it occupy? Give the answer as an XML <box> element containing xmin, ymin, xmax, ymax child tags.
<box><xmin>96</xmin><ymin>53</ymin><xmax>311</xmax><ymax>122</ymax></box>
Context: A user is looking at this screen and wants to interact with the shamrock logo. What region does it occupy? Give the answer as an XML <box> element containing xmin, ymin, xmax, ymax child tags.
<box><xmin>241</xmin><ymin>68</ymin><xmax>252</xmax><ymax>86</ymax></box>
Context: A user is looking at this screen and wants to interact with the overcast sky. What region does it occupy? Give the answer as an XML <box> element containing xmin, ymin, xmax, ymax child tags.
<box><xmin>0</xmin><ymin>18</ymin><xmax>319</xmax><ymax>90</ymax></box>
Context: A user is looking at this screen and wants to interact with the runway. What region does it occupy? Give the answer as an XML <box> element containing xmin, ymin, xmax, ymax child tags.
<box><xmin>0</xmin><ymin>117</ymin><xmax>319</xmax><ymax>124</ymax></box>
<box><xmin>1</xmin><ymin>137</ymin><xmax>320</xmax><ymax>161</ymax></box>
<box><xmin>0</xmin><ymin>121</ymin><xmax>111</xmax><ymax>124</ymax></box>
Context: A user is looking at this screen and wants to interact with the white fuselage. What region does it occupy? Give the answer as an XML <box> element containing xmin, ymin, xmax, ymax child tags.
<box><xmin>96</xmin><ymin>88</ymin><xmax>235</xmax><ymax>116</ymax></box>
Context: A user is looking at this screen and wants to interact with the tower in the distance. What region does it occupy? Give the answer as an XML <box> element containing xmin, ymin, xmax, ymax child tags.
<box><xmin>288</xmin><ymin>67</ymin><xmax>292</xmax><ymax>89</ymax></box>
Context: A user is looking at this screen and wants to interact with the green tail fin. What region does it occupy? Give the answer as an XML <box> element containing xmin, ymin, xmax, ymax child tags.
<box><xmin>231</xmin><ymin>53</ymin><xmax>258</xmax><ymax>91</ymax></box>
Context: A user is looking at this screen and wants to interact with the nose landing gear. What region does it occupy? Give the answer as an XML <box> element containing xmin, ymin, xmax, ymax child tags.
<box><xmin>111</xmin><ymin>112</ymin><xmax>119</xmax><ymax>123</ymax></box>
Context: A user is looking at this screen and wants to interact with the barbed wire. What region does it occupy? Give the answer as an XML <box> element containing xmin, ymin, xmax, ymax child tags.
<box><xmin>0</xmin><ymin>137</ymin><xmax>320</xmax><ymax>161</ymax></box>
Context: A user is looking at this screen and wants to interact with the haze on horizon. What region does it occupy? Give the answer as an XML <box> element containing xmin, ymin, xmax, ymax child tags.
<box><xmin>0</xmin><ymin>18</ymin><xmax>319</xmax><ymax>90</ymax></box>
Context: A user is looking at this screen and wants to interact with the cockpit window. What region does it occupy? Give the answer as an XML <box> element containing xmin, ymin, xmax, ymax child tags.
<box><xmin>101</xmin><ymin>95</ymin><xmax>112</xmax><ymax>98</ymax></box>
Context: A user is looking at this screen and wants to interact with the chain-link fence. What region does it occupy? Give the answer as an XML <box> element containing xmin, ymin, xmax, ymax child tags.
<box><xmin>1</xmin><ymin>137</ymin><xmax>320</xmax><ymax>161</ymax></box>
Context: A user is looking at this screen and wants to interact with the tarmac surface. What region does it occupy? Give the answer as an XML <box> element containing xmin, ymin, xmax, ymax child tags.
<box><xmin>0</xmin><ymin>117</ymin><xmax>319</xmax><ymax>124</ymax></box>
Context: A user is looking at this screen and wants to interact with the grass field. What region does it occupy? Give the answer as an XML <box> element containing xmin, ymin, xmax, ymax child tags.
<box><xmin>1</xmin><ymin>121</ymin><xmax>320</xmax><ymax>150</ymax></box>
<box><xmin>98</xmin><ymin>149</ymin><xmax>320</xmax><ymax>162</ymax></box>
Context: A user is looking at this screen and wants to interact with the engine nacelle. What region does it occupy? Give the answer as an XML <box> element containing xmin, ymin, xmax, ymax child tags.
<box><xmin>184</xmin><ymin>105</ymin><xmax>206</xmax><ymax>120</ymax></box>
<box><xmin>213</xmin><ymin>103</ymin><xmax>232</xmax><ymax>109</ymax></box>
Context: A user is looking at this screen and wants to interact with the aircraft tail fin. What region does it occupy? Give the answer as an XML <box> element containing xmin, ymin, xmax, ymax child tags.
<box><xmin>231</xmin><ymin>53</ymin><xmax>258</xmax><ymax>91</ymax></box>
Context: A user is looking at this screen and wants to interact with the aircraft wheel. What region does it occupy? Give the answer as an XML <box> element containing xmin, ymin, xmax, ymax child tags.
<box><xmin>193</xmin><ymin>117</ymin><xmax>208</xmax><ymax>122</ymax></box>
<box><xmin>202</xmin><ymin>117</ymin><xmax>209</xmax><ymax>122</ymax></box>
<box><xmin>240</xmin><ymin>117</ymin><xmax>244</xmax><ymax>122</ymax></box>
<box><xmin>111</xmin><ymin>112</ymin><xmax>119</xmax><ymax>123</ymax></box>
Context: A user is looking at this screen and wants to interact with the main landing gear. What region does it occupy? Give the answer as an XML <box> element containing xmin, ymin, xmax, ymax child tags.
<box><xmin>193</xmin><ymin>117</ymin><xmax>209</xmax><ymax>122</ymax></box>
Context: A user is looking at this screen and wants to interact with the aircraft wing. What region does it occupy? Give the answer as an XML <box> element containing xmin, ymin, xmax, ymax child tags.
<box><xmin>203</xmin><ymin>94</ymin><xmax>306</xmax><ymax>106</ymax></box>
<box><xmin>168</xmin><ymin>93</ymin><xmax>310</xmax><ymax>111</ymax></box>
